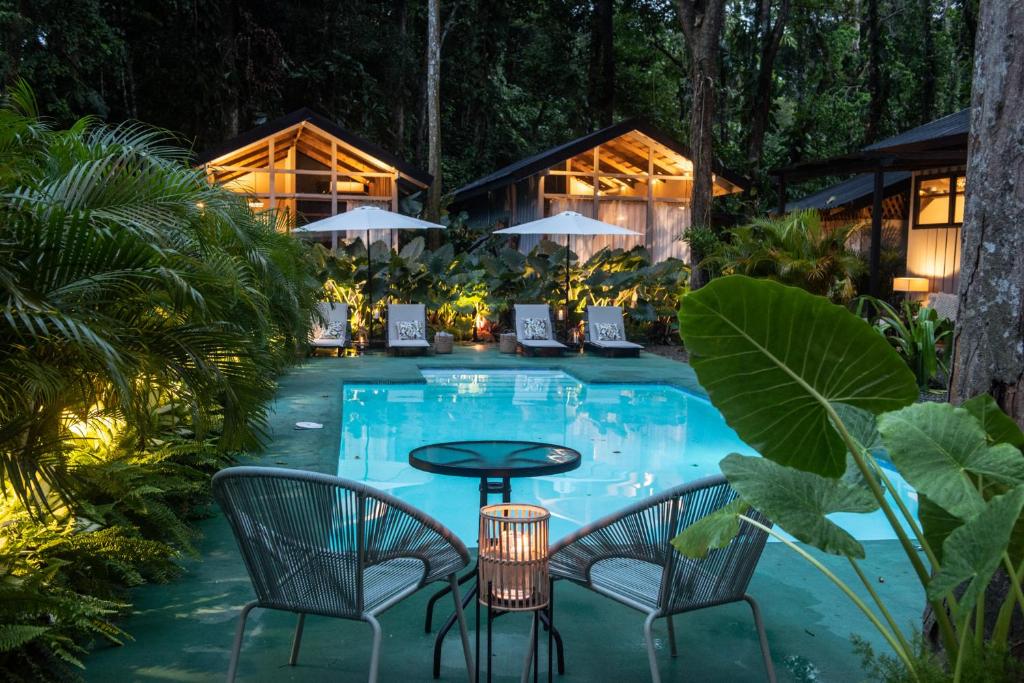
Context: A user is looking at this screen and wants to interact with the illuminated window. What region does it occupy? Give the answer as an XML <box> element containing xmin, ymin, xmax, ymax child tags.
<box><xmin>914</xmin><ymin>174</ymin><xmax>965</xmax><ymax>228</ymax></box>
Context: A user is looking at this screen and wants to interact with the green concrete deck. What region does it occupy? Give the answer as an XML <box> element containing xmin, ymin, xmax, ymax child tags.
<box><xmin>84</xmin><ymin>346</ymin><xmax>922</xmax><ymax>682</ymax></box>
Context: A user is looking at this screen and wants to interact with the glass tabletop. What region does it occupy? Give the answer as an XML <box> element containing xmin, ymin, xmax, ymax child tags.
<box><xmin>409</xmin><ymin>440</ymin><xmax>581</xmax><ymax>479</ymax></box>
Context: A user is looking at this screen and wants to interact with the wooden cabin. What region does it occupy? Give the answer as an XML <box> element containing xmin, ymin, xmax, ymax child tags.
<box><xmin>777</xmin><ymin>109</ymin><xmax>968</xmax><ymax>295</ymax></box>
<box><xmin>196</xmin><ymin>108</ymin><xmax>430</xmax><ymax>245</ymax></box>
<box><xmin>451</xmin><ymin>120</ymin><xmax>747</xmax><ymax>263</ymax></box>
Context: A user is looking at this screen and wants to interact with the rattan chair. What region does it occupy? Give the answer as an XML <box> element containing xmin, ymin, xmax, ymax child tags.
<box><xmin>213</xmin><ymin>466</ymin><xmax>475</xmax><ymax>683</ymax></box>
<box><xmin>548</xmin><ymin>475</ymin><xmax>775</xmax><ymax>683</ymax></box>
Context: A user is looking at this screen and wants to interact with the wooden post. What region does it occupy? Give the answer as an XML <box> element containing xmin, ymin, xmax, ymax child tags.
<box><xmin>592</xmin><ymin>146</ymin><xmax>600</xmax><ymax>219</ymax></box>
<box><xmin>647</xmin><ymin>144</ymin><xmax>654</xmax><ymax>253</ymax></box>
<box><xmin>869</xmin><ymin>169</ymin><xmax>884</xmax><ymax>296</ymax></box>
<box><xmin>268</xmin><ymin>138</ymin><xmax>276</xmax><ymax>211</ymax></box>
<box><xmin>330</xmin><ymin>140</ymin><xmax>338</xmax><ymax>216</ymax></box>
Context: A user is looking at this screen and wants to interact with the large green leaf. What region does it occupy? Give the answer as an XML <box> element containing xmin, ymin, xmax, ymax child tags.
<box><xmin>719</xmin><ymin>453</ymin><xmax>878</xmax><ymax>557</ymax></box>
<box><xmin>962</xmin><ymin>394</ymin><xmax>1024</xmax><ymax>449</ymax></box>
<box><xmin>678</xmin><ymin>276</ymin><xmax>917</xmax><ymax>476</ymax></box>
<box><xmin>927</xmin><ymin>486</ymin><xmax>1024</xmax><ymax>614</ymax></box>
<box><xmin>670</xmin><ymin>497</ymin><xmax>748</xmax><ymax>558</ymax></box>
<box><xmin>919</xmin><ymin>495</ymin><xmax>963</xmax><ymax>564</ymax></box>
<box><xmin>878</xmin><ymin>402</ymin><xmax>1024</xmax><ymax>519</ymax></box>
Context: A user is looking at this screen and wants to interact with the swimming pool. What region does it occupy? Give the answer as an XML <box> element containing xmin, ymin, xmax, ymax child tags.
<box><xmin>338</xmin><ymin>369</ymin><xmax>916</xmax><ymax>543</ymax></box>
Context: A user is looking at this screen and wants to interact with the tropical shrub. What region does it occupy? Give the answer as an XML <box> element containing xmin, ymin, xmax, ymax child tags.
<box><xmin>316</xmin><ymin>236</ymin><xmax>689</xmax><ymax>343</ymax></box>
<box><xmin>856</xmin><ymin>296</ymin><xmax>954</xmax><ymax>390</ymax></box>
<box><xmin>0</xmin><ymin>84</ymin><xmax>321</xmax><ymax>679</ymax></box>
<box><xmin>702</xmin><ymin>210</ymin><xmax>865</xmax><ymax>302</ymax></box>
<box><xmin>674</xmin><ymin>275</ymin><xmax>1024</xmax><ymax>682</ymax></box>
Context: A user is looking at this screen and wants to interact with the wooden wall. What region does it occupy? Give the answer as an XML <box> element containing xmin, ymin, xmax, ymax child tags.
<box><xmin>905</xmin><ymin>168</ymin><xmax>966</xmax><ymax>294</ymax></box>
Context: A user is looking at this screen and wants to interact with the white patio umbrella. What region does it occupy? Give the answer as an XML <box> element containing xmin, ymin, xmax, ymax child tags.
<box><xmin>494</xmin><ymin>211</ymin><xmax>640</xmax><ymax>335</ymax></box>
<box><xmin>294</xmin><ymin>206</ymin><xmax>445</xmax><ymax>341</ymax></box>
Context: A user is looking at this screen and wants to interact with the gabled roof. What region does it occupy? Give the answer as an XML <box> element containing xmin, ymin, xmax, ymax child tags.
<box><xmin>864</xmin><ymin>108</ymin><xmax>969</xmax><ymax>152</ymax></box>
<box><xmin>195</xmin><ymin>107</ymin><xmax>431</xmax><ymax>186</ymax></box>
<box><xmin>785</xmin><ymin>172</ymin><xmax>910</xmax><ymax>212</ymax></box>
<box><xmin>452</xmin><ymin>119</ymin><xmax>748</xmax><ymax>202</ymax></box>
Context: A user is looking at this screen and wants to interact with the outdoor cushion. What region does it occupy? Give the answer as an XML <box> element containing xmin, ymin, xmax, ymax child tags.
<box><xmin>519</xmin><ymin>338</ymin><xmax>566</xmax><ymax>348</ymax></box>
<box><xmin>592</xmin><ymin>339</ymin><xmax>644</xmax><ymax>349</ymax></box>
<box><xmin>522</xmin><ymin>317</ymin><xmax>549</xmax><ymax>340</ymax></box>
<box><xmin>595</xmin><ymin>322</ymin><xmax>622</xmax><ymax>341</ymax></box>
<box><xmin>397</xmin><ymin>320</ymin><xmax>425</xmax><ymax>341</ymax></box>
<box><xmin>389</xmin><ymin>338</ymin><xmax>431</xmax><ymax>348</ymax></box>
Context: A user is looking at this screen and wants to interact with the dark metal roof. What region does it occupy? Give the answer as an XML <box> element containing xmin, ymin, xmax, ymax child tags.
<box><xmin>452</xmin><ymin>119</ymin><xmax>748</xmax><ymax>202</ymax></box>
<box><xmin>863</xmin><ymin>108</ymin><xmax>969</xmax><ymax>152</ymax></box>
<box><xmin>785</xmin><ymin>171</ymin><xmax>910</xmax><ymax>212</ymax></box>
<box><xmin>195</xmin><ymin>108</ymin><xmax>431</xmax><ymax>186</ymax></box>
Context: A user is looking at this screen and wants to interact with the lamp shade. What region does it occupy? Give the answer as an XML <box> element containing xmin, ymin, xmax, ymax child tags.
<box><xmin>893</xmin><ymin>277</ymin><xmax>930</xmax><ymax>293</ymax></box>
<box><xmin>479</xmin><ymin>503</ymin><xmax>549</xmax><ymax>611</ymax></box>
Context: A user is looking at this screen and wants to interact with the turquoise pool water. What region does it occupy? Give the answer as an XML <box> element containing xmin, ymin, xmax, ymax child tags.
<box><xmin>338</xmin><ymin>369</ymin><xmax>916</xmax><ymax>543</ymax></box>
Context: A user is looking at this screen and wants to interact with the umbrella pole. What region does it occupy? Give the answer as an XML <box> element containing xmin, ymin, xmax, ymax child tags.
<box><xmin>565</xmin><ymin>235</ymin><xmax>571</xmax><ymax>342</ymax></box>
<box><xmin>366</xmin><ymin>238</ymin><xmax>373</xmax><ymax>345</ymax></box>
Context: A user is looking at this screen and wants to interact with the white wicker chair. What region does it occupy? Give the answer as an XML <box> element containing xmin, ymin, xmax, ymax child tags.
<box><xmin>584</xmin><ymin>305</ymin><xmax>643</xmax><ymax>356</ymax></box>
<box><xmin>310</xmin><ymin>302</ymin><xmax>349</xmax><ymax>356</ymax></box>
<box><xmin>213</xmin><ymin>466</ymin><xmax>474</xmax><ymax>683</ymax></box>
<box><xmin>514</xmin><ymin>304</ymin><xmax>567</xmax><ymax>355</ymax></box>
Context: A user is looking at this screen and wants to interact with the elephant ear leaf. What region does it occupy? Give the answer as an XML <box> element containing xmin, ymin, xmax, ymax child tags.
<box><xmin>671</xmin><ymin>497</ymin><xmax>749</xmax><ymax>559</ymax></box>
<box><xmin>878</xmin><ymin>402</ymin><xmax>1024</xmax><ymax>519</ymax></box>
<box><xmin>927</xmin><ymin>486</ymin><xmax>1024</xmax><ymax>613</ymax></box>
<box><xmin>962</xmin><ymin>394</ymin><xmax>1024</xmax><ymax>449</ymax></box>
<box><xmin>678</xmin><ymin>276</ymin><xmax>917</xmax><ymax>477</ymax></box>
<box><xmin>718</xmin><ymin>453</ymin><xmax>878</xmax><ymax>558</ymax></box>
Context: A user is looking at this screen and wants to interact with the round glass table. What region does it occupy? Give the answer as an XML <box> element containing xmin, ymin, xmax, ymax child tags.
<box><xmin>409</xmin><ymin>440</ymin><xmax>581</xmax><ymax>678</ymax></box>
<box><xmin>409</xmin><ymin>440</ymin><xmax>582</xmax><ymax>508</ymax></box>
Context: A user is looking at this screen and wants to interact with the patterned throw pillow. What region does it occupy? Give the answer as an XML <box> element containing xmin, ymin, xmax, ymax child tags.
<box><xmin>319</xmin><ymin>321</ymin><xmax>346</xmax><ymax>340</ymax></box>
<box><xmin>397</xmin><ymin>320</ymin><xmax>424</xmax><ymax>340</ymax></box>
<box><xmin>522</xmin><ymin>317</ymin><xmax>548</xmax><ymax>340</ymax></box>
<box><xmin>595</xmin><ymin>322</ymin><xmax>622</xmax><ymax>341</ymax></box>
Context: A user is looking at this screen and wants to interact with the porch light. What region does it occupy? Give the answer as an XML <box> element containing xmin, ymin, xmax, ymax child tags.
<box><xmin>335</xmin><ymin>180</ymin><xmax>367</xmax><ymax>194</ymax></box>
<box><xmin>247</xmin><ymin>199</ymin><xmax>264</xmax><ymax>209</ymax></box>
<box><xmin>892</xmin><ymin>277</ymin><xmax>929</xmax><ymax>293</ymax></box>
<box><xmin>478</xmin><ymin>503</ymin><xmax>549</xmax><ymax>610</ymax></box>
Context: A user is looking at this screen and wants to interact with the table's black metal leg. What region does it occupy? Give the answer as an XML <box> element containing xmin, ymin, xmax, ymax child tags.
<box><xmin>426</xmin><ymin>562</ymin><xmax>476</xmax><ymax>632</ymax></box>
<box><xmin>487</xmin><ymin>583</ymin><xmax>494</xmax><ymax>683</ymax></box>
<box><xmin>547</xmin><ymin>579</ymin><xmax>554</xmax><ymax>682</ymax></box>
<box><xmin>538</xmin><ymin>609</ymin><xmax>564</xmax><ymax>675</ymax></box>
<box><xmin>502</xmin><ymin>477</ymin><xmax>511</xmax><ymax>503</ymax></box>
<box><xmin>434</xmin><ymin>576</ymin><xmax>478</xmax><ymax>678</ymax></box>
<box><xmin>475</xmin><ymin>581</ymin><xmax>481</xmax><ymax>683</ymax></box>
<box><xmin>533</xmin><ymin>610</ymin><xmax>539</xmax><ymax>683</ymax></box>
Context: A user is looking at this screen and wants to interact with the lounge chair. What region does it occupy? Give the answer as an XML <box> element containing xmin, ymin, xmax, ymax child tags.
<box><xmin>514</xmin><ymin>304</ymin><xmax>567</xmax><ymax>356</ymax></box>
<box><xmin>310</xmin><ymin>302</ymin><xmax>349</xmax><ymax>356</ymax></box>
<box><xmin>546</xmin><ymin>475</ymin><xmax>775</xmax><ymax>683</ymax></box>
<box><xmin>584</xmin><ymin>305</ymin><xmax>643</xmax><ymax>357</ymax></box>
<box><xmin>387</xmin><ymin>303</ymin><xmax>430</xmax><ymax>355</ymax></box>
<box><xmin>213</xmin><ymin>466</ymin><xmax>474</xmax><ymax>683</ymax></box>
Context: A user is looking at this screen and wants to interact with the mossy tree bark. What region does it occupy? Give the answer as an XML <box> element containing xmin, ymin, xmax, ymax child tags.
<box><xmin>950</xmin><ymin>0</ymin><xmax>1024</xmax><ymax>426</ymax></box>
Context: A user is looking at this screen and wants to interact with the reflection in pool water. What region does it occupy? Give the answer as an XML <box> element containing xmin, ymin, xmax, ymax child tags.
<box><xmin>339</xmin><ymin>369</ymin><xmax>916</xmax><ymax>543</ymax></box>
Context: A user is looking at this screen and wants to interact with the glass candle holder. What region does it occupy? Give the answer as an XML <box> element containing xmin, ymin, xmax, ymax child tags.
<box><xmin>478</xmin><ymin>503</ymin><xmax>549</xmax><ymax>611</ymax></box>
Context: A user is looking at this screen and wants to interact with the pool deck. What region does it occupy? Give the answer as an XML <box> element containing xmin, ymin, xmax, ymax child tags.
<box><xmin>84</xmin><ymin>346</ymin><xmax>923</xmax><ymax>682</ymax></box>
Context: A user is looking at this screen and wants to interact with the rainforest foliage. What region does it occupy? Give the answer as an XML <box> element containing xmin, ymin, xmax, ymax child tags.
<box><xmin>0</xmin><ymin>85</ymin><xmax>322</xmax><ymax>680</ymax></box>
<box><xmin>0</xmin><ymin>0</ymin><xmax>977</xmax><ymax>208</ymax></box>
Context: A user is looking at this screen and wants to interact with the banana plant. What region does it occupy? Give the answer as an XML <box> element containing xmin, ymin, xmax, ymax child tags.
<box><xmin>673</xmin><ymin>276</ymin><xmax>1024</xmax><ymax>681</ymax></box>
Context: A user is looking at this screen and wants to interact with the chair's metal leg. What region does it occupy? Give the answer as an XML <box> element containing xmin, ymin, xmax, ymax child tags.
<box><xmin>426</xmin><ymin>567</ymin><xmax>475</xmax><ymax>632</ymax></box>
<box><xmin>366</xmin><ymin>614</ymin><xmax>383</xmax><ymax>683</ymax></box>
<box><xmin>450</xmin><ymin>575</ymin><xmax>476</xmax><ymax>683</ymax></box>
<box><xmin>289</xmin><ymin>613</ymin><xmax>306</xmax><ymax>666</ymax></box>
<box><xmin>643</xmin><ymin>613</ymin><xmax>661</xmax><ymax>683</ymax></box>
<box><xmin>666</xmin><ymin>615</ymin><xmax>677</xmax><ymax>658</ymax></box>
<box><xmin>744</xmin><ymin>596</ymin><xmax>776</xmax><ymax>683</ymax></box>
<box><xmin>227</xmin><ymin>601</ymin><xmax>258</xmax><ymax>683</ymax></box>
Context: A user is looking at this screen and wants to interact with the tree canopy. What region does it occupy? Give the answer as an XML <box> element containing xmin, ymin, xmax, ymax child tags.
<box><xmin>0</xmin><ymin>0</ymin><xmax>976</xmax><ymax>210</ymax></box>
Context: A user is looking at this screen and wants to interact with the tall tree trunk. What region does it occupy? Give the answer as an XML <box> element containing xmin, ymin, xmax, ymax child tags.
<box><xmin>588</xmin><ymin>0</ymin><xmax>615</xmax><ymax>128</ymax></box>
<box><xmin>919</xmin><ymin>0</ymin><xmax>936</xmax><ymax>123</ymax></box>
<box><xmin>392</xmin><ymin>0</ymin><xmax>408</xmax><ymax>155</ymax></box>
<box><xmin>950</xmin><ymin>0</ymin><xmax>1024</xmax><ymax>424</ymax></box>
<box><xmin>745</xmin><ymin>0</ymin><xmax>791</xmax><ymax>167</ymax></box>
<box><xmin>425</xmin><ymin>0</ymin><xmax>442</xmax><ymax>222</ymax></box>
<box><xmin>677</xmin><ymin>0</ymin><xmax>727</xmax><ymax>290</ymax></box>
<box><xmin>865</xmin><ymin>0</ymin><xmax>883</xmax><ymax>143</ymax></box>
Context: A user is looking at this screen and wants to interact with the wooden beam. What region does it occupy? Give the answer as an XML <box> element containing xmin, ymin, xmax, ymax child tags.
<box><xmin>869</xmin><ymin>170</ymin><xmax>884</xmax><ymax>295</ymax></box>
